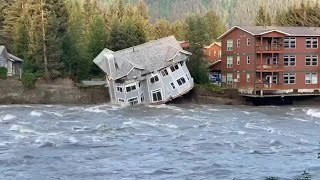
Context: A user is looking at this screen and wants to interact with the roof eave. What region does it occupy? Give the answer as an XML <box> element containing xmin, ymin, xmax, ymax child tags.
<box><xmin>217</xmin><ymin>26</ymin><xmax>254</xmax><ymax>40</ymax></box>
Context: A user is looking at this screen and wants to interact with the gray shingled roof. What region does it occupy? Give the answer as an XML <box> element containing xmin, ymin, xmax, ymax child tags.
<box><xmin>97</xmin><ymin>36</ymin><xmax>191</xmax><ymax>80</ymax></box>
<box><xmin>0</xmin><ymin>46</ymin><xmax>23</xmax><ymax>62</ymax></box>
<box><xmin>0</xmin><ymin>46</ymin><xmax>5</xmax><ymax>54</ymax></box>
<box><xmin>219</xmin><ymin>26</ymin><xmax>320</xmax><ymax>39</ymax></box>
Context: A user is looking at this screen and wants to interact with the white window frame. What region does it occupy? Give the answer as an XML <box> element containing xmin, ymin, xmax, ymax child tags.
<box><xmin>218</xmin><ymin>50</ymin><xmax>221</xmax><ymax>58</ymax></box>
<box><xmin>237</xmin><ymin>55</ymin><xmax>240</xmax><ymax>65</ymax></box>
<box><xmin>150</xmin><ymin>75</ymin><xmax>159</xmax><ymax>84</ymax></box>
<box><xmin>226</xmin><ymin>73</ymin><xmax>233</xmax><ymax>85</ymax></box>
<box><xmin>247</xmin><ymin>38</ymin><xmax>250</xmax><ymax>46</ymax></box>
<box><xmin>237</xmin><ymin>39</ymin><xmax>240</xmax><ymax>48</ymax></box>
<box><xmin>237</xmin><ymin>72</ymin><xmax>240</xmax><ymax>82</ymax></box>
<box><xmin>305</xmin><ymin>72</ymin><xmax>318</xmax><ymax>84</ymax></box>
<box><xmin>170</xmin><ymin>82</ymin><xmax>176</xmax><ymax>90</ymax></box>
<box><xmin>126</xmin><ymin>84</ymin><xmax>137</xmax><ymax>92</ymax></box>
<box><xmin>284</xmin><ymin>37</ymin><xmax>296</xmax><ymax>49</ymax></box>
<box><xmin>117</xmin><ymin>86</ymin><xmax>123</xmax><ymax>92</ymax></box>
<box><xmin>284</xmin><ymin>55</ymin><xmax>296</xmax><ymax>66</ymax></box>
<box><xmin>161</xmin><ymin>69</ymin><xmax>169</xmax><ymax>77</ymax></box>
<box><xmin>128</xmin><ymin>97</ymin><xmax>138</xmax><ymax>106</ymax></box>
<box><xmin>227</xmin><ymin>56</ymin><xmax>233</xmax><ymax>68</ymax></box>
<box><xmin>284</xmin><ymin>73</ymin><xmax>296</xmax><ymax>84</ymax></box>
<box><xmin>306</xmin><ymin>38</ymin><xmax>318</xmax><ymax>49</ymax></box>
<box><xmin>118</xmin><ymin>98</ymin><xmax>125</xmax><ymax>103</ymax></box>
<box><xmin>247</xmin><ymin>56</ymin><xmax>250</xmax><ymax>64</ymax></box>
<box><xmin>170</xmin><ymin>64</ymin><xmax>179</xmax><ymax>72</ymax></box>
<box><xmin>227</xmin><ymin>40</ymin><xmax>233</xmax><ymax>51</ymax></box>
<box><xmin>177</xmin><ymin>77</ymin><xmax>186</xmax><ymax>86</ymax></box>
<box><xmin>151</xmin><ymin>89</ymin><xmax>163</xmax><ymax>102</ymax></box>
<box><xmin>306</xmin><ymin>55</ymin><xmax>318</xmax><ymax>66</ymax></box>
<box><xmin>140</xmin><ymin>93</ymin><xmax>145</xmax><ymax>102</ymax></box>
<box><xmin>246</xmin><ymin>73</ymin><xmax>250</xmax><ymax>82</ymax></box>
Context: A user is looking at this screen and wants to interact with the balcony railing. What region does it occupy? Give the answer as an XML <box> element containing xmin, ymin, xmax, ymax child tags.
<box><xmin>256</xmin><ymin>45</ymin><xmax>282</xmax><ymax>53</ymax></box>
<box><xmin>256</xmin><ymin>64</ymin><xmax>284</xmax><ymax>72</ymax></box>
<box><xmin>255</xmin><ymin>82</ymin><xmax>283</xmax><ymax>90</ymax></box>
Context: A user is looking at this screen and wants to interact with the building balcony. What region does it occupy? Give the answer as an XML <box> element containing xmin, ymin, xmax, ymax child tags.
<box><xmin>255</xmin><ymin>82</ymin><xmax>283</xmax><ymax>90</ymax></box>
<box><xmin>256</xmin><ymin>64</ymin><xmax>284</xmax><ymax>72</ymax></box>
<box><xmin>256</xmin><ymin>45</ymin><xmax>283</xmax><ymax>53</ymax></box>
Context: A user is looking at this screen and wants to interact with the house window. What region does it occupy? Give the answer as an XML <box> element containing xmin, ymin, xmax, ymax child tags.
<box><xmin>179</xmin><ymin>61</ymin><xmax>184</xmax><ymax>66</ymax></box>
<box><xmin>152</xmin><ymin>90</ymin><xmax>163</xmax><ymax>102</ymax></box>
<box><xmin>186</xmin><ymin>74</ymin><xmax>189</xmax><ymax>80</ymax></box>
<box><xmin>161</xmin><ymin>69</ymin><xmax>168</xmax><ymax>77</ymax></box>
<box><xmin>237</xmin><ymin>39</ymin><xmax>240</xmax><ymax>47</ymax></box>
<box><xmin>177</xmin><ymin>77</ymin><xmax>186</xmax><ymax>86</ymax></box>
<box><xmin>118</xmin><ymin>98</ymin><xmax>125</xmax><ymax>103</ymax></box>
<box><xmin>246</xmin><ymin>73</ymin><xmax>250</xmax><ymax>82</ymax></box>
<box><xmin>306</xmin><ymin>55</ymin><xmax>318</xmax><ymax>66</ymax></box>
<box><xmin>138</xmin><ymin>82</ymin><xmax>141</xmax><ymax>87</ymax></box>
<box><xmin>305</xmin><ymin>72</ymin><xmax>318</xmax><ymax>84</ymax></box>
<box><xmin>284</xmin><ymin>55</ymin><xmax>296</xmax><ymax>66</ymax></box>
<box><xmin>227</xmin><ymin>40</ymin><xmax>233</xmax><ymax>51</ymax></box>
<box><xmin>218</xmin><ymin>51</ymin><xmax>221</xmax><ymax>58</ymax></box>
<box><xmin>284</xmin><ymin>73</ymin><xmax>296</xmax><ymax>84</ymax></box>
<box><xmin>272</xmin><ymin>75</ymin><xmax>278</xmax><ymax>84</ymax></box>
<box><xmin>214</xmin><ymin>50</ymin><xmax>217</xmax><ymax>56</ymax></box>
<box><xmin>170</xmin><ymin>82</ymin><xmax>176</xmax><ymax>89</ymax></box>
<box><xmin>128</xmin><ymin>97</ymin><xmax>138</xmax><ymax>106</ymax></box>
<box><xmin>237</xmin><ymin>73</ymin><xmax>240</xmax><ymax>82</ymax></box>
<box><xmin>170</xmin><ymin>64</ymin><xmax>179</xmax><ymax>72</ymax></box>
<box><xmin>284</xmin><ymin>37</ymin><xmax>296</xmax><ymax>48</ymax></box>
<box><xmin>306</xmin><ymin>38</ymin><xmax>318</xmax><ymax>49</ymax></box>
<box><xmin>247</xmin><ymin>56</ymin><xmax>250</xmax><ymax>64</ymax></box>
<box><xmin>126</xmin><ymin>85</ymin><xmax>137</xmax><ymax>92</ymax></box>
<box><xmin>226</xmin><ymin>73</ymin><xmax>233</xmax><ymax>85</ymax></box>
<box><xmin>140</xmin><ymin>93</ymin><xmax>145</xmax><ymax>102</ymax></box>
<box><xmin>237</xmin><ymin>55</ymin><xmax>240</xmax><ymax>65</ymax></box>
<box><xmin>117</xmin><ymin>86</ymin><xmax>123</xmax><ymax>92</ymax></box>
<box><xmin>150</xmin><ymin>75</ymin><xmax>159</xmax><ymax>83</ymax></box>
<box><xmin>227</xmin><ymin>56</ymin><xmax>233</xmax><ymax>68</ymax></box>
<box><xmin>247</xmin><ymin>38</ymin><xmax>250</xmax><ymax>46</ymax></box>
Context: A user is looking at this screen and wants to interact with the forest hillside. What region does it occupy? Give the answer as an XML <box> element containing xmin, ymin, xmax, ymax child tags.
<box><xmin>102</xmin><ymin>0</ymin><xmax>319</xmax><ymax>26</ymax></box>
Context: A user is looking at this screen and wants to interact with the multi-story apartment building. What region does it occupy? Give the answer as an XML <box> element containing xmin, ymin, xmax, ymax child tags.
<box><xmin>219</xmin><ymin>26</ymin><xmax>320</xmax><ymax>96</ymax></box>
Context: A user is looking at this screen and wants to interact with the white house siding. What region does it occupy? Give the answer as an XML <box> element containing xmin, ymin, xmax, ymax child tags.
<box><xmin>168</xmin><ymin>62</ymin><xmax>193</xmax><ymax>97</ymax></box>
<box><xmin>160</xmin><ymin>67</ymin><xmax>181</xmax><ymax>99</ymax></box>
<box><xmin>146</xmin><ymin>73</ymin><xmax>166</xmax><ymax>103</ymax></box>
<box><xmin>0</xmin><ymin>52</ymin><xmax>8</xmax><ymax>68</ymax></box>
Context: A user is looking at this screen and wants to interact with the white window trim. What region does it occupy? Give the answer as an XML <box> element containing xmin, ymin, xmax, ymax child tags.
<box><xmin>284</xmin><ymin>73</ymin><xmax>296</xmax><ymax>84</ymax></box>
<box><xmin>118</xmin><ymin>98</ymin><xmax>125</xmax><ymax>102</ymax></box>
<box><xmin>151</xmin><ymin>89</ymin><xmax>163</xmax><ymax>103</ymax></box>
<box><xmin>227</xmin><ymin>40</ymin><xmax>233</xmax><ymax>51</ymax></box>
<box><xmin>237</xmin><ymin>73</ymin><xmax>240</xmax><ymax>82</ymax></box>
<box><xmin>305</xmin><ymin>72</ymin><xmax>318</xmax><ymax>84</ymax></box>
<box><xmin>237</xmin><ymin>39</ymin><xmax>240</xmax><ymax>48</ymax></box>
<box><xmin>284</xmin><ymin>37</ymin><xmax>296</xmax><ymax>49</ymax></box>
<box><xmin>306</xmin><ymin>37</ymin><xmax>318</xmax><ymax>49</ymax></box>
<box><xmin>246</xmin><ymin>73</ymin><xmax>250</xmax><ymax>82</ymax></box>
<box><xmin>305</xmin><ymin>55</ymin><xmax>318</xmax><ymax>66</ymax></box>
<box><xmin>227</xmin><ymin>56</ymin><xmax>233</xmax><ymax>68</ymax></box>
<box><xmin>247</xmin><ymin>56</ymin><xmax>250</xmax><ymax>64</ymax></box>
<box><xmin>284</xmin><ymin>55</ymin><xmax>296</xmax><ymax>67</ymax></box>
<box><xmin>247</xmin><ymin>38</ymin><xmax>250</xmax><ymax>46</ymax></box>
<box><xmin>237</xmin><ymin>56</ymin><xmax>240</xmax><ymax>65</ymax></box>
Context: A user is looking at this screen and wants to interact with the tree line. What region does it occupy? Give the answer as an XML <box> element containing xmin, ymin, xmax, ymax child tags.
<box><xmin>0</xmin><ymin>0</ymin><xmax>225</xmax><ymax>84</ymax></box>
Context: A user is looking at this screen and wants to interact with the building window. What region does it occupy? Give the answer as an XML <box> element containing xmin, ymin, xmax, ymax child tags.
<box><xmin>237</xmin><ymin>39</ymin><xmax>240</xmax><ymax>47</ymax></box>
<box><xmin>227</xmin><ymin>56</ymin><xmax>233</xmax><ymax>68</ymax></box>
<box><xmin>140</xmin><ymin>93</ymin><xmax>145</xmax><ymax>102</ymax></box>
<box><xmin>152</xmin><ymin>90</ymin><xmax>163</xmax><ymax>102</ymax></box>
<box><xmin>306</xmin><ymin>55</ymin><xmax>318</xmax><ymax>66</ymax></box>
<box><xmin>180</xmin><ymin>61</ymin><xmax>184</xmax><ymax>66</ymax></box>
<box><xmin>237</xmin><ymin>55</ymin><xmax>240</xmax><ymax>65</ymax></box>
<box><xmin>226</xmin><ymin>73</ymin><xmax>233</xmax><ymax>85</ymax></box>
<box><xmin>284</xmin><ymin>73</ymin><xmax>296</xmax><ymax>84</ymax></box>
<box><xmin>170</xmin><ymin>82</ymin><xmax>176</xmax><ymax>89</ymax></box>
<box><xmin>218</xmin><ymin>51</ymin><xmax>221</xmax><ymax>58</ymax></box>
<box><xmin>128</xmin><ymin>97</ymin><xmax>138</xmax><ymax>106</ymax></box>
<box><xmin>117</xmin><ymin>86</ymin><xmax>123</xmax><ymax>92</ymax></box>
<box><xmin>237</xmin><ymin>72</ymin><xmax>240</xmax><ymax>82</ymax></box>
<box><xmin>247</xmin><ymin>56</ymin><xmax>250</xmax><ymax>64</ymax></box>
<box><xmin>227</xmin><ymin>40</ymin><xmax>233</xmax><ymax>51</ymax></box>
<box><xmin>284</xmin><ymin>55</ymin><xmax>296</xmax><ymax>66</ymax></box>
<box><xmin>170</xmin><ymin>64</ymin><xmax>179</xmax><ymax>72</ymax></box>
<box><xmin>246</xmin><ymin>73</ymin><xmax>250</xmax><ymax>82</ymax></box>
<box><xmin>161</xmin><ymin>69</ymin><xmax>169</xmax><ymax>77</ymax></box>
<box><xmin>247</xmin><ymin>38</ymin><xmax>250</xmax><ymax>46</ymax></box>
<box><xmin>150</xmin><ymin>75</ymin><xmax>159</xmax><ymax>83</ymax></box>
<box><xmin>306</xmin><ymin>38</ymin><xmax>318</xmax><ymax>49</ymax></box>
<box><xmin>214</xmin><ymin>50</ymin><xmax>217</xmax><ymax>56</ymax></box>
<box><xmin>186</xmin><ymin>74</ymin><xmax>189</xmax><ymax>80</ymax></box>
<box><xmin>284</xmin><ymin>37</ymin><xmax>296</xmax><ymax>48</ymax></box>
<box><xmin>177</xmin><ymin>77</ymin><xmax>186</xmax><ymax>86</ymax></box>
<box><xmin>126</xmin><ymin>85</ymin><xmax>136</xmax><ymax>92</ymax></box>
<box><xmin>305</xmin><ymin>72</ymin><xmax>318</xmax><ymax>84</ymax></box>
<box><xmin>118</xmin><ymin>98</ymin><xmax>125</xmax><ymax>103</ymax></box>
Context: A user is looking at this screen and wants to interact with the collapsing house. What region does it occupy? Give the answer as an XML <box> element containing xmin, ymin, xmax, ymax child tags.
<box><xmin>93</xmin><ymin>36</ymin><xmax>194</xmax><ymax>105</ymax></box>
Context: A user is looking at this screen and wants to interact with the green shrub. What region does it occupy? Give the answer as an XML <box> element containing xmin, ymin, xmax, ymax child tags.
<box><xmin>21</xmin><ymin>73</ymin><xmax>37</xmax><ymax>88</ymax></box>
<box><xmin>0</xmin><ymin>67</ymin><xmax>8</xmax><ymax>79</ymax></box>
<box><xmin>199</xmin><ymin>83</ymin><xmax>223</xmax><ymax>93</ymax></box>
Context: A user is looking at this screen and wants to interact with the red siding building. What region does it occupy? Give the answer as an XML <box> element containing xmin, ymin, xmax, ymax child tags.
<box><xmin>204</xmin><ymin>42</ymin><xmax>222</xmax><ymax>63</ymax></box>
<box><xmin>219</xmin><ymin>26</ymin><xmax>320</xmax><ymax>96</ymax></box>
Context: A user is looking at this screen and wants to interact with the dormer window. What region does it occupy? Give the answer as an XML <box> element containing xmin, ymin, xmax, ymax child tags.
<box><xmin>117</xmin><ymin>86</ymin><xmax>123</xmax><ymax>92</ymax></box>
<box><xmin>150</xmin><ymin>75</ymin><xmax>159</xmax><ymax>83</ymax></box>
<box><xmin>170</xmin><ymin>64</ymin><xmax>179</xmax><ymax>72</ymax></box>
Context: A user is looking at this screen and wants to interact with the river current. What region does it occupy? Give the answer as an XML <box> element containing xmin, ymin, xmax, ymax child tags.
<box><xmin>0</xmin><ymin>104</ymin><xmax>319</xmax><ymax>180</ymax></box>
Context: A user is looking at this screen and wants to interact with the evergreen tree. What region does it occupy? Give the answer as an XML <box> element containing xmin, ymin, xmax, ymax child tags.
<box><xmin>255</xmin><ymin>6</ymin><xmax>272</xmax><ymax>26</ymax></box>
<box><xmin>204</xmin><ymin>11</ymin><xmax>226</xmax><ymax>42</ymax></box>
<box><xmin>185</xmin><ymin>14</ymin><xmax>210</xmax><ymax>85</ymax></box>
<box><xmin>170</xmin><ymin>20</ymin><xmax>187</xmax><ymax>41</ymax></box>
<box><xmin>153</xmin><ymin>18</ymin><xmax>172</xmax><ymax>39</ymax></box>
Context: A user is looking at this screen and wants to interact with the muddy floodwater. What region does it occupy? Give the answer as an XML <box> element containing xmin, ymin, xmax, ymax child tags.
<box><xmin>0</xmin><ymin>104</ymin><xmax>319</xmax><ymax>180</ymax></box>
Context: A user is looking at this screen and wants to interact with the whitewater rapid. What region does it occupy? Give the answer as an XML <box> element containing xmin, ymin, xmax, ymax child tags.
<box><xmin>0</xmin><ymin>104</ymin><xmax>319</xmax><ymax>180</ymax></box>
